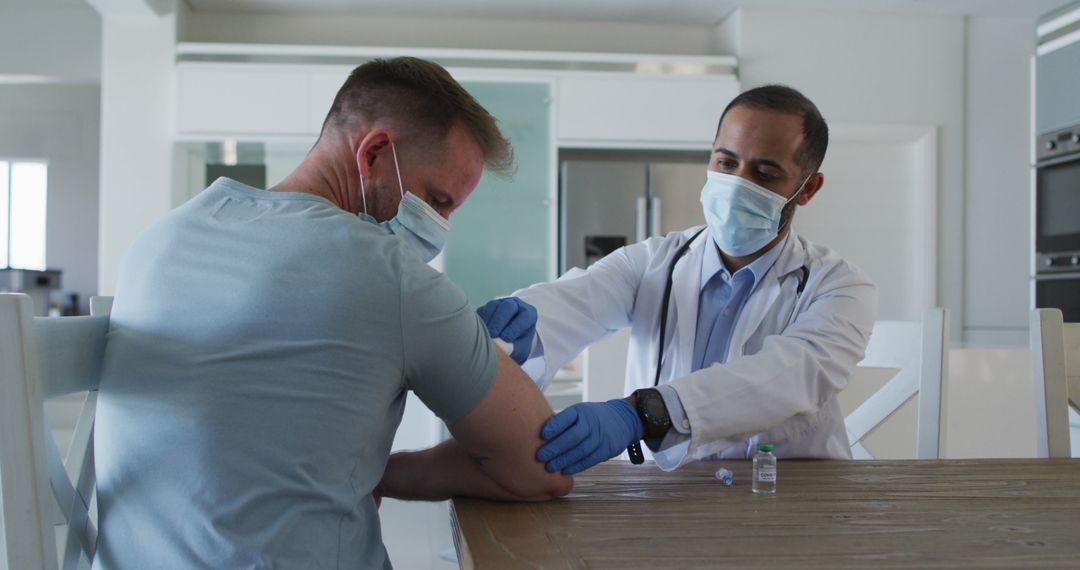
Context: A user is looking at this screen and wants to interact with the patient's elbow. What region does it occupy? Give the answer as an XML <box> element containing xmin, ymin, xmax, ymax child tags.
<box><xmin>548</xmin><ymin>473</ymin><xmax>574</xmax><ymax>498</ymax></box>
<box><xmin>502</xmin><ymin>471</ymin><xmax>574</xmax><ymax>501</ymax></box>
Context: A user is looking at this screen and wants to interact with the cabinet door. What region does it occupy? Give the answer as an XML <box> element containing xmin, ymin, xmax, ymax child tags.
<box><xmin>442</xmin><ymin>81</ymin><xmax>553</xmax><ymax>307</ymax></box>
<box><xmin>1037</xmin><ymin>40</ymin><xmax>1080</xmax><ymax>133</ymax></box>
<box><xmin>557</xmin><ymin>75</ymin><xmax>738</xmax><ymax>146</ymax></box>
<box><xmin>177</xmin><ymin>66</ymin><xmax>310</xmax><ymax>135</ymax></box>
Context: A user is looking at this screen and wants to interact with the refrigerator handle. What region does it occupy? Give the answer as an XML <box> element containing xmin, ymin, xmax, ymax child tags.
<box><xmin>635</xmin><ymin>197</ymin><xmax>648</xmax><ymax>242</ymax></box>
<box><xmin>650</xmin><ymin>197</ymin><xmax>662</xmax><ymax>238</ymax></box>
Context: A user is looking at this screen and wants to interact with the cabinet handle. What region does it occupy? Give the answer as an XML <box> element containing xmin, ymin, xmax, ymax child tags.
<box><xmin>635</xmin><ymin>197</ymin><xmax>647</xmax><ymax>242</ymax></box>
<box><xmin>650</xmin><ymin>197</ymin><xmax>662</xmax><ymax>238</ymax></box>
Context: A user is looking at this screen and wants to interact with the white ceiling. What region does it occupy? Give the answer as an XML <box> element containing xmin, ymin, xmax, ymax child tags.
<box><xmin>181</xmin><ymin>0</ymin><xmax>1070</xmax><ymax>24</ymax></box>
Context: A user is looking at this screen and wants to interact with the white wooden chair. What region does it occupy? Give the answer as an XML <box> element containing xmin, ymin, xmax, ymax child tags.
<box><xmin>0</xmin><ymin>293</ymin><xmax>112</xmax><ymax>570</ymax></box>
<box><xmin>844</xmin><ymin>308</ymin><xmax>950</xmax><ymax>460</ymax></box>
<box><xmin>1030</xmin><ymin>308</ymin><xmax>1079</xmax><ymax>458</ymax></box>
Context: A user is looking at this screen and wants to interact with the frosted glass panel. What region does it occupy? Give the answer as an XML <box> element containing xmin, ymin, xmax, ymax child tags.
<box><xmin>443</xmin><ymin>82</ymin><xmax>552</xmax><ymax>307</ymax></box>
<box><xmin>0</xmin><ymin>162</ymin><xmax>8</xmax><ymax>268</ymax></box>
<box><xmin>8</xmin><ymin>162</ymin><xmax>47</xmax><ymax>270</ymax></box>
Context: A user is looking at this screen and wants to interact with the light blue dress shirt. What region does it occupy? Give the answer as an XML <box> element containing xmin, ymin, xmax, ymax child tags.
<box><xmin>652</xmin><ymin>235</ymin><xmax>789</xmax><ymax>445</ymax></box>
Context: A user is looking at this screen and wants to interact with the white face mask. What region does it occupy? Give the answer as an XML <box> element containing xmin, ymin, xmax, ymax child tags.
<box><xmin>358</xmin><ymin>143</ymin><xmax>450</xmax><ymax>263</ymax></box>
<box><xmin>699</xmin><ymin>170</ymin><xmax>810</xmax><ymax>257</ymax></box>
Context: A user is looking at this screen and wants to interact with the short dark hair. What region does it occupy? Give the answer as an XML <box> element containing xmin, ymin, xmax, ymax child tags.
<box><xmin>716</xmin><ymin>84</ymin><xmax>829</xmax><ymax>176</ymax></box>
<box><xmin>321</xmin><ymin>57</ymin><xmax>514</xmax><ymax>176</ymax></box>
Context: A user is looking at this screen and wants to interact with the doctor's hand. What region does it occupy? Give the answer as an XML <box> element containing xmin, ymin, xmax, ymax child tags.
<box><xmin>476</xmin><ymin>297</ymin><xmax>537</xmax><ymax>364</ymax></box>
<box><xmin>537</xmin><ymin>399</ymin><xmax>643</xmax><ymax>475</ymax></box>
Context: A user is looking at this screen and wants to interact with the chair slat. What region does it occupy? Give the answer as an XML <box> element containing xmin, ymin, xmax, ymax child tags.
<box><xmin>34</xmin><ymin>316</ymin><xmax>109</xmax><ymax>400</ymax></box>
<box><xmin>845</xmin><ymin>308</ymin><xmax>949</xmax><ymax>460</ymax></box>
<box><xmin>845</xmin><ymin>369</ymin><xmax>918</xmax><ymax>443</ymax></box>
<box><xmin>0</xmin><ymin>294</ymin><xmax>59</xmax><ymax>569</ymax></box>
<box><xmin>916</xmin><ymin>308</ymin><xmax>949</xmax><ymax>459</ymax></box>
<box><xmin>1032</xmin><ymin>309</ymin><xmax>1072</xmax><ymax>458</ymax></box>
<box><xmin>1</xmin><ymin>293</ymin><xmax>112</xmax><ymax>570</ymax></box>
<box><xmin>1065</xmin><ymin>324</ymin><xmax>1080</xmax><ymax>411</ymax></box>
<box><xmin>45</xmin><ymin>425</ymin><xmax>78</xmax><ymax>525</ymax></box>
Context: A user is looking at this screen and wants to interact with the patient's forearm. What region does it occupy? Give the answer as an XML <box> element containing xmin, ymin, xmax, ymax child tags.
<box><xmin>378</xmin><ymin>439</ymin><xmax>556</xmax><ymax>502</ymax></box>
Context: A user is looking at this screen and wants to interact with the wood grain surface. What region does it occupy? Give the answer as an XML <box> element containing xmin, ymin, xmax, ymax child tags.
<box><xmin>450</xmin><ymin>459</ymin><xmax>1080</xmax><ymax>569</ymax></box>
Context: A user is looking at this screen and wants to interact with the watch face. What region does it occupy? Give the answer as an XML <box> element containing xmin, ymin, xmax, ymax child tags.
<box><xmin>644</xmin><ymin>396</ymin><xmax>666</xmax><ymax>418</ymax></box>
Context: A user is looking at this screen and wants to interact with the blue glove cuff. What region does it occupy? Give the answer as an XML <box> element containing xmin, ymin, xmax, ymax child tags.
<box><xmin>606</xmin><ymin>398</ymin><xmax>644</xmax><ymax>442</ymax></box>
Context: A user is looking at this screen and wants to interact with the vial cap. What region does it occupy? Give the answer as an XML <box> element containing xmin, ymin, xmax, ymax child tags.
<box><xmin>757</xmin><ymin>443</ymin><xmax>774</xmax><ymax>452</ymax></box>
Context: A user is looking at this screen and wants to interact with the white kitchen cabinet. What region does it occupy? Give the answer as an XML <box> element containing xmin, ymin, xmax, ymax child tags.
<box><xmin>177</xmin><ymin>62</ymin><xmax>739</xmax><ymax>147</ymax></box>
<box><xmin>556</xmin><ymin>74</ymin><xmax>740</xmax><ymax>147</ymax></box>
<box><xmin>177</xmin><ymin>65</ymin><xmax>311</xmax><ymax>136</ymax></box>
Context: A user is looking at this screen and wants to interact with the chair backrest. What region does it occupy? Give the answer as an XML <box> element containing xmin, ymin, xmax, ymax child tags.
<box><xmin>843</xmin><ymin>308</ymin><xmax>950</xmax><ymax>460</ymax></box>
<box><xmin>0</xmin><ymin>293</ymin><xmax>112</xmax><ymax>570</ymax></box>
<box><xmin>1030</xmin><ymin>308</ymin><xmax>1080</xmax><ymax>458</ymax></box>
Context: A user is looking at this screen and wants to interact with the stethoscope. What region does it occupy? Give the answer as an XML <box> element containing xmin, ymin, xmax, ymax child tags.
<box><xmin>628</xmin><ymin>230</ymin><xmax>809</xmax><ymax>464</ymax></box>
<box><xmin>651</xmin><ymin>229</ymin><xmax>810</xmax><ymax>387</ymax></box>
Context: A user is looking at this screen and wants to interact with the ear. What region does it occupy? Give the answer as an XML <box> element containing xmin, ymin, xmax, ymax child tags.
<box><xmin>356</xmin><ymin>129</ymin><xmax>392</xmax><ymax>179</ymax></box>
<box><xmin>797</xmin><ymin>172</ymin><xmax>824</xmax><ymax>206</ymax></box>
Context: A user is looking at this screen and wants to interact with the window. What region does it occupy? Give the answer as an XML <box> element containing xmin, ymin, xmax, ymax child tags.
<box><xmin>0</xmin><ymin>160</ymin><xmax>48</xmax><ymax>271</ymax></box>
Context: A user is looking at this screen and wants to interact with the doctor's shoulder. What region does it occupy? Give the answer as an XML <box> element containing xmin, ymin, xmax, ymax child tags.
<box><xmin>592</xmin><ymin>226</ymin><xmax>706</xmax><ymax>276</ymax></box>
<box><xmin>639</xmin><ymin>225</ymin><xmax>708</xmax><ymax>258</ymax></box>
<box><xmin>797</xmin><ymin>235</ymin><xmax>877</xmax><ymax>297</ymax></box>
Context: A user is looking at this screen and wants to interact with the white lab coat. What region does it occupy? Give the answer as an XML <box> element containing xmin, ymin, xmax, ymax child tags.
<box><xmin>516</xmin><ymin>226</ymin><xmax>877</xmax><ymax>469</ymax></box>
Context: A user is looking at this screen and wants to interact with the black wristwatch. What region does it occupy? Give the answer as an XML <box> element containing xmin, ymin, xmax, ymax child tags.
<box><xmin>635</xmin><ymin>388</ymin><xmax>673</xmax><ymax>439</ymax></box>
<box><xmin>626</xmin><ymin>388</ymin><xmax>673</xmax><ymax>464</ymax></box>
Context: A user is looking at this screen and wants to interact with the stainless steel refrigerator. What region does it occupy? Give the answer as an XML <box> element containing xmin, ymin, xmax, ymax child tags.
<box><xmin>559</xmin><ymin>150</ymin><xmax>709</xmax><ymax>274</ymax></box>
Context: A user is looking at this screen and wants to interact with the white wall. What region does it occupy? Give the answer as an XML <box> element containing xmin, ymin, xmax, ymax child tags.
<box><xmin>726</xmin><ymin>8</ymin><xmax>1036</xmax><ymax>346</ymax></box>
<box><xmin>97</xmin><ymin>10</ymin><xmax>177</xmax><ymax>295</ymax></box>
<box><xmin>963</xmin><ymin>16</ymin><xmax>1036</xmax><ymax>348</ymax></box>
<box><xmin>0</xmin><ymin>2</ymin><xmax>101</xmax><ymax>83</ymax></box>
<box><xmin>0</xmin><ymin>85</ymin><xmax>100</xmax><ymax>313</ymax></box>
<box><xmin>729</xmin><ymin>9</ymin><xmax>965</xmax><ymax>335</ymax></box>
<box><xmin>180</xmin><ymin>10</ymin><xmax>715</xmax><ymax>54</ymax></box>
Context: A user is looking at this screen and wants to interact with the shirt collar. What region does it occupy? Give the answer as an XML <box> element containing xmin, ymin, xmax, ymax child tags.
<box><xmin>699</xmin><ymin>233</ymin><xmax>790</xmax><ymax>292</ymax></box>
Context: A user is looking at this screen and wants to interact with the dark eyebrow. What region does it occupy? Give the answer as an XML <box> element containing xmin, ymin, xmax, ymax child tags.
<box><xmin>756</xmin><ymin>159</ymin><xmax>787</xmax><ymax>173</ymax></box>
<box><xmin>714</xmin><ymin>146</ymin><xmax>787</xmax><ymax>174</ymax></box>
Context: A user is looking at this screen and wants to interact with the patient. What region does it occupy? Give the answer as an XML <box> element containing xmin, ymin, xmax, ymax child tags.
<box><xmin>93</xmin><ymin>57</ymin><xmax>571</xmax><ymax>569</ymax></box>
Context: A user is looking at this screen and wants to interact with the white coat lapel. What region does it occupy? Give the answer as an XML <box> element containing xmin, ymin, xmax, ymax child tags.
<box><xmin>664</xmin><ymin>232</ymin><xmax>708</xmax><ymax>381</ymax></box>
<box><xmin>728</xmin><ymin>234</ymin><xmax>808</xmax><ymax>358</ymax></box>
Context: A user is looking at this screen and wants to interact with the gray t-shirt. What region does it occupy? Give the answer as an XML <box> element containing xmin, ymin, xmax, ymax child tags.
<box><xmin>93</xmin><ymin>178</ymin><xmax>496</xmax><ymax>569</ymax></box>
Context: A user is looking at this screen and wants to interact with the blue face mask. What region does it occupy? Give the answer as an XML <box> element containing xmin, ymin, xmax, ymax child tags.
<box><xmin>699</xmin><ymin>170</ymin><xmax>809</xmax><ymax>257</ymax></box>
<box><xmin>358</xmin><ymin>143</ymin><xmax>450</xmax><ymax>263</ymax></box>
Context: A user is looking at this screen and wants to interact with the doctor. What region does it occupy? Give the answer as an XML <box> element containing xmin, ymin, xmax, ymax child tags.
<box><xmin>478</xmin><ymin>85</ymin><xmax>877</xmax><ymax>474</ymax></box>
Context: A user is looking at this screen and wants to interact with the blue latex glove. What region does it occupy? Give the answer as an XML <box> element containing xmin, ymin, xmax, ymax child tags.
<box><xmin>536</xmin><ymin>399</ymin><xmax>643</xmax><ymax>475</ymax></box>
<box><xmin>476</xmin><ymin>297</ymin><xmax>537</xmax><ymax>364</ymax></box>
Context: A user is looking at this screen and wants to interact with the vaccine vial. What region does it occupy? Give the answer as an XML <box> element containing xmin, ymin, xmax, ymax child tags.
<box><xmin>752</xmin><ymin>443</ymin><xmax>776</xmax><ymax>494</ymax></box>
<box><xmin>714</xmin><ymin>467</ymin><xmax>733</xmax><ymax>486</ymax></box>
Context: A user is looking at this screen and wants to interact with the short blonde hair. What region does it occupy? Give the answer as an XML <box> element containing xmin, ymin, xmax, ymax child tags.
<box><xmin>321</xmin><ymin>57</ymin><xmax>515</xmax><ymax>176</ymax></box>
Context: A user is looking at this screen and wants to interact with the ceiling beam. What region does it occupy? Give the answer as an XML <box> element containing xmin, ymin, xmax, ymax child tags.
<box><xmin>85</xmin><ymin>0</ymin><xmax>172</xmax><ymax>17</ymax></box>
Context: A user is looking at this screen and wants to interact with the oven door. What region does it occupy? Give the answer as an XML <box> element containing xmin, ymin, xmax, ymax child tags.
<box><xmin>1036</xmin><ymin>154</ymin><xmax>1080</xmax><ymax>254</ymax></box>
<box><xmin>1036</xmin><ymin>273</ymin><xmax>1080</xmax><ymax>322</ymax></box>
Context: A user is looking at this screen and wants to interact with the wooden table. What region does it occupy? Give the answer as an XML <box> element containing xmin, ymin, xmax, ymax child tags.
<box><xmin>450</xmin><ymin>459</ymin><xmax>1080</xmax><ymax>569</ymax></box>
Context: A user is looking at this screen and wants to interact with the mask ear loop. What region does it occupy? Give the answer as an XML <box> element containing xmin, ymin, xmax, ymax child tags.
<box><xmin>785</xmin><ymin>171</ymin><xmax>815</xmax><ymax>205</ymax></box>
<box><xmin>358</xmin><ymin>174</ymin><xmax>369</xmax><ymax>215</ymax></box>
<box><xmin>390</xmin><ymin>142</ymin><xmax>406</xmax><ymax>199</ymax></box>
<box><xmin>778</xmin><ymin>171</ymin><xmax>815</xmax><ymax>232</ymax></box>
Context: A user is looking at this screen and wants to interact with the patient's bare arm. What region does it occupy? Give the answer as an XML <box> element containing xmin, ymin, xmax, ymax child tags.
<box><xmin>377</xmin><ymin>348</ymin><xmax>573</xmax><ymax>502</ymax></box>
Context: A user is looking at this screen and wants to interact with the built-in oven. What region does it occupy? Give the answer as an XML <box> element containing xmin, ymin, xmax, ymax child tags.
<box><xmin>1035</xmin><ymin>122</ymin><xmax>1080</xmax><ymax>321</ymax></box>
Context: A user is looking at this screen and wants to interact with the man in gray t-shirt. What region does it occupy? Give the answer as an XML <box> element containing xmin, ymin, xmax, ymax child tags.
<box><xmin>94</xmin><ymin>58</ymin><xmax>571</xmax><ymax>569</ymax></box>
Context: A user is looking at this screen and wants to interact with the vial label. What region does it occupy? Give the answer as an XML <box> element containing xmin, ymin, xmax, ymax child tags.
<box><xmin>757</xmin><ymin>466</ymin><xmax>776</xmax><ymax>482</ymax></box>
